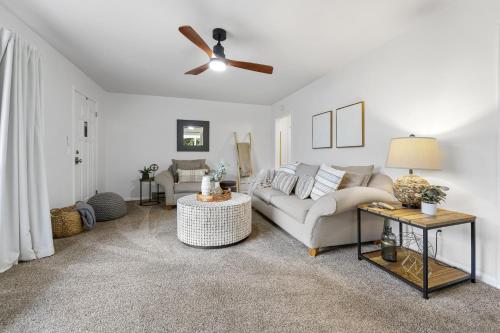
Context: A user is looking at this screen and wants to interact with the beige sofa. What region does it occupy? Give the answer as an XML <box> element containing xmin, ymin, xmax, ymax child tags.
<box><xmin>155</xmin><ymin>159</ymin><xmax>210</xmax><ymax>208</ymax></box>
<box><xmin>251</xmin><ymin>171</ymin><xmax>395</xmax><ymax>256</ymax></box>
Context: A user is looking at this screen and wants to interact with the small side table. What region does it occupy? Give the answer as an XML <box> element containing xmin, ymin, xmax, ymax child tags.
<box><xmin>357</xmin><ymin>202</ymin><xmax>476</xmax><ymax>299</ymax></box>
<box><xmin>139</xmin><ymin>178</ymin><xmax>160</xmax><ymax>206</ymax></box>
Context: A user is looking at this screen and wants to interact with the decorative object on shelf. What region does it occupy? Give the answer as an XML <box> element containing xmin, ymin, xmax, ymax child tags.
<box><xmin>336</xmin><ymin>101</ymin><xmax>365</xmax><ymax>148</ymax></box>
<box><xmin>139</xmin><ymin>166</ymin><xmax>152</xmax><ymax>180</ymax></box>
<box><xmin>312</xmin><ymin>111</ymin><xmax>332</xmax><ymax>149</ymax></box>
<box><xmin>381</xmin><ymin>219</ymin><xmax>397</xmax><ymax>262</ymax></box>
<box><xmin>420</xmin><ymin>185</ymin><xmax>449</xmax><ymax>216</ymax></box>
<box><xmin>177</xmin><ymin>119</ymin><xmax>210</xmax><ymax>152</ymax></box>
<box><xmin>400</xmin><ymin>229</ymin><xmax>436</xmax><ymax>282</ymax></box>
<box><xmin>149</xmin><ymin>163</ymin><xmax>159</xmax><ymax>178</ymax></box>
<box><xmin>201</xmin><ymin>175</ymin><xmax>211</xmax><ymax>196</ymax></box>
<box><xmin>196</xmin><ymin>190</ymin><xmax>232</xmax><ymax>202</ymax></box>
<box><xmin>386</xmin><ymin>134</ymin><xmax>442</xmax><ymax>207</ymax></box>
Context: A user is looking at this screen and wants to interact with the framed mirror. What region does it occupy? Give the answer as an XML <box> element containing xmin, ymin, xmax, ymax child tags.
<box><xmin>312</xmin><ymin>111</ymin><xmax>332</xmax><ymax>149</ymax></box>
<box><xmin>336</xmin><ymin>101</ymin><xmax>365</xmax><ymax>148</ymax></box>
<box><xmin>177</xmin><ymin>119</ymin><xmax>210</xmax><ymax>152</ymax></box>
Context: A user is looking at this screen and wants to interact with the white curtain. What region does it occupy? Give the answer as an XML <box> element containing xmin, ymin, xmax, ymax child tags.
<box><xmin>0</xmin><ymin>28</ymin><xmax>54</xmax><ymax>272</ymax></box>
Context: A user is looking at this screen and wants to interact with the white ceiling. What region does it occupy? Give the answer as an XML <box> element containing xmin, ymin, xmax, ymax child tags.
<box><xmin>1</xmin><ymin>0</ymin><xmax>448</xmax><ymax>105</ymax></box>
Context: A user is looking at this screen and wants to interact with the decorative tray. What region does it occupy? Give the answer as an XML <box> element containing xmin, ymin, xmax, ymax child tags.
<box><xmin>196</xmin><ymin>190</ymin><xmax>232</xmax><ymax>202</ymax></box>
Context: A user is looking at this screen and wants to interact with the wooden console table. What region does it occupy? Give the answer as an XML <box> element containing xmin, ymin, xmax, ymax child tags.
<box><xmin>357</xmin><ymin>203</ymin><xmax>476</xmax><ymax>299</ymax></box>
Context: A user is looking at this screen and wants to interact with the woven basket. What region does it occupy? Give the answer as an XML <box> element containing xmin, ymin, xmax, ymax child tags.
<box><xmin>50</xmin><ymin>206</ymin><xmax>84</xmax><ymax>238</ymax></box>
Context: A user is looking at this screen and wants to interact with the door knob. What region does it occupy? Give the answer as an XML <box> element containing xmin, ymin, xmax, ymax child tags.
<box><xmin>75</xmin><ymin>157</ymin><xmax>83</xmax><ymax>165</ymax></box>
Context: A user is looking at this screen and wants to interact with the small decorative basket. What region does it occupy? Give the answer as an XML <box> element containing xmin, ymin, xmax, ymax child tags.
<box><xmin>196</xmin><ymin>190</ymin><xmax>232</xmax><ymax>202</ymax></box>
<box><xmin>50</xmin><ymin>206</ymin><xmax>84</xmax><ymax>238</ymax></box>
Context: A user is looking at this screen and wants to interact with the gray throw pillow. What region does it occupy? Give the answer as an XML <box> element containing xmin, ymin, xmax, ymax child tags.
<box><xmin>331</xmin><ymin>165</ymin><xmax>374</xmax><ymax>187</ymax></box>
<box><xmin>272</xmin><ymin>172</ymin><xmax>299</xmax><ymax>195</ymax></box>
<box><xmin>295</xmin><ymin>163</ymin><xmax>320</xmax><ymax>178</ymax></box>
<box><xmin>171</xmin><ymin>159</ymin><xmax>206</xmax><ymax>182</ymax></box>
<box><xmin>294</xmin><ymin>175</ymin><xmax>315</xmax><ymax>199</ymax></box>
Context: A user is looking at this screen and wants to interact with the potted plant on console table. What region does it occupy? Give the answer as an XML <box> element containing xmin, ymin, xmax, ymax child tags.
<box><xmin>419</xmin><ymin>185</ymin><xmax>448</xmax><ymax>216</ymax></box>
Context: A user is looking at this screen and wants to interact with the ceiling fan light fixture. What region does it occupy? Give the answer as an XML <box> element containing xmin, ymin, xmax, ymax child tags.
<box><xmin>209</xmin><ymin>58</ymin><xmax>227</xmax><ymax>72</ymax></box>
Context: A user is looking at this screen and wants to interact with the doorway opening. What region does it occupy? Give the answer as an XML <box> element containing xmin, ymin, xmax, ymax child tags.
<box><xmin>275</xmin><ymin>114</ymin><xmax>292</xmax><ymax>169</ymax></box>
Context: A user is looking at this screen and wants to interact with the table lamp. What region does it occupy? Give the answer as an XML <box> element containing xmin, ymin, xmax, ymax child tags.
<box><xmin>386</xmin><ymin>134</ymin><xmax>442</xmax><ymax>207</ymax></box>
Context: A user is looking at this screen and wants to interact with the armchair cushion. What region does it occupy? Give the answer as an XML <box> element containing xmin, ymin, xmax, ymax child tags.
<box><xmin>171</xmin><ymin>159</ymin><xmax>206</xmax><ymax>182</ymax></box>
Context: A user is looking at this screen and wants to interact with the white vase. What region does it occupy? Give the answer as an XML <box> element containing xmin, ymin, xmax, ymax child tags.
<box><xmin>201</xmin><ymin>176</ymin><xmax>211</xmax><ymax>196</ymax></box>
<box><xmin>421</xmin><ymin>202</ymin><xmax>437</xmax><ymax>216</ymax></box>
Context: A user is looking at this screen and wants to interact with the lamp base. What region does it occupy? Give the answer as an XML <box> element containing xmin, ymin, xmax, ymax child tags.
<box><xmin>393</xmin><ymin>174</ymin><xmax>429</xmax><ymax>208</ymax></box>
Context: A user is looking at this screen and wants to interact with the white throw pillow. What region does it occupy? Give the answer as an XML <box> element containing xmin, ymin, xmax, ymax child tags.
<box><xmin>177</xmin><ymin>169</ymin><xmax>208</xmax><ymax>183</ymax></box>
<box><xmin>277</xmin><ymin>163</ymin><xmax>299</xmax><ymax>175</ymax></box>
<box><xmin>310</xmin><ymin>164</ymin><xmax>346</xmax><ymax>200</ymax></box>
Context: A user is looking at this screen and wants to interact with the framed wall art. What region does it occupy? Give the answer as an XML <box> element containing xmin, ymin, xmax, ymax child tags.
<box><xmin>336</xmin><ymin>101</ymin><xmax>365</xmax><ymax>148</ymax></box>
<box><xmin>312</xmin><ymin>111</ymin><xmax>332</xmax><ymax>149</ymax></box>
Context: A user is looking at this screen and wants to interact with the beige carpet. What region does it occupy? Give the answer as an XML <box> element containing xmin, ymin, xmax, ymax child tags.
<box><xmin>1</xmin><ymin>202</ymin><xmax>499</xmax><ymax>332</ymax></box>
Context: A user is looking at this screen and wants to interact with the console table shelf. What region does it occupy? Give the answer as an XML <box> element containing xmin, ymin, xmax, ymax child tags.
<box><xmin>362</xmin><ymin>247</ymin><xmax>470</xmax><ymax>290</ymax></box>
<box><xmin>357</xmin><ymin>202</ymin><xmax>476</xmax><ymax>299</ymax></box>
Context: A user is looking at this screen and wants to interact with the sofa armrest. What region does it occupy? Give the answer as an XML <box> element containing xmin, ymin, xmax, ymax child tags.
<box><xmin>305</xmin><ymin>187</ymin><xmax>396</xmax><ymax>224</ymax></box>
<box><xmin>155</xmin><ymin>169</ymin><xmax>175</xmax><ymax>204</ymax></box>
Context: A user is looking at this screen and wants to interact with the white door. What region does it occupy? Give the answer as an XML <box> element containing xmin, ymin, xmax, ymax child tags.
<box><xmin>73</xmin><ymin>90</ymin><xmax>98</xmax><ymax>202</ymax></box>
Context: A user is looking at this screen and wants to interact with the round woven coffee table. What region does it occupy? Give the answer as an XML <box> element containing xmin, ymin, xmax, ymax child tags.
<box><xmin>177</xmin><ymin>193</ymin><xmax>252</xmax><ymax>248</ymax></box>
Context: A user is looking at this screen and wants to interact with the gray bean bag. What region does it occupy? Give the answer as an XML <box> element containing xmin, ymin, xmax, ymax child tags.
<box><xmin>87</xmin><ymin>192</ymin><xmax>127</xmax><ymax>222</ymax></box>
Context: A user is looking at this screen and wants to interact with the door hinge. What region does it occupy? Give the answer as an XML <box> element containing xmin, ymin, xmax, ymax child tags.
<box><xmin>95</xmin><ymin>112</ymin><xmax>98</xmax><ymax>118</ymax></box>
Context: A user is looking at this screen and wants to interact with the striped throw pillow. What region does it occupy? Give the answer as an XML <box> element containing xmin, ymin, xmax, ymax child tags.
<box><xmin>177</xmin><ymin>169</ymin><xmax>208</xmax><ymax>183</ymax></box>
<box><xmin>310</xmin><ymin>164</ymin><xmax>346</xmax><ymax>200</ymax></box>
<box><xmin>272</xmin><ymin>172</ymin><xmax>299</xmax><ymax>195</ymax></box>
<box><xmin>294</xmin><ymin>175</ymin><xmax>315</xmax><ymax>200</ymax></box>
<box><xmin>277</xmin><ymin>163</ymin><xmax>299</xmax><ymax>175</ymax></box>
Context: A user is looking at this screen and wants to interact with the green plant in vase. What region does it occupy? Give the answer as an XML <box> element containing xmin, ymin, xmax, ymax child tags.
<box><xmin>139</xmin><ymin>166</ymin><xmax>152</xmax><ymax>180</ymax></box>
<box><xmin>419</xmin><ymin>185</ymin><xmax>448</xmax><ymax>216</ymax></box>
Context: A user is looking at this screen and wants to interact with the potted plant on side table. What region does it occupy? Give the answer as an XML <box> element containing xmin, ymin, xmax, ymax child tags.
<box><xmin>420</xmin><ymin>185</ymin><xmax>449</xmax><ymax>216</ymax></box>
<box><xmin>139</xmin><ymin>166</ymin><xmax>152</xmax><ymax>181</ymax></box>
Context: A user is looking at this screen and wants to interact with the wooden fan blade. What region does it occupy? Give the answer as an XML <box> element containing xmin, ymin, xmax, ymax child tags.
<box><xmin>226</xmin><ymin>59</ymin><xmax>273</xmax><ymax>74</ymax></box>
<box><xmin>185</xmin><ymin>63</ymin><xmax>209</xmax><ymax>75</ymax></box>
<box><xmin>179</xmin><ymin>26</ymin><xmax>213</xmax><ymax>58</ymax></box>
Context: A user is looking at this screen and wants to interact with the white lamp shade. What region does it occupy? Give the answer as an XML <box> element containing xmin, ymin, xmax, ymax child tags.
<box><xmin>386</xmin><ymin>136</ymin><xmax>442</xmax><ymax>170</ymax></box>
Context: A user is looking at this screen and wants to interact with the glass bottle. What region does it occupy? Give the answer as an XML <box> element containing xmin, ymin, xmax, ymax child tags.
<box><xmin>381</xmin><ymin>223</ymin><xmax>398</xmax><ymax>262</ymax></box>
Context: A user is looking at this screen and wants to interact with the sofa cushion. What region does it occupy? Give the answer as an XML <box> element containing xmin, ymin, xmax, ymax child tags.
<box><xmin>174</xmin><ymin>182</ymin><xmax>201</xmax><ymax>194</ymax></box>
<box><xmin>332</xmin><ymin>165</ymin><xmax>374</xmax><ymax>187</ymax></box>
<box><xmin>270</xmin><ymin>195</ymin><xmax>315</xmax><ymax>223</ymax></box>
<box><xmin>253</xmin><ymin>186</ymin><xmax>286</xmax><ymax>204</ymax></box>
<box><xmin>311</xmin><ymin>164</ymin><xmax>345</xmax><ymax>200</ymax></box>
<box><xmin>272</xmin><ymin>172</ymin><xmax>298</xmax><ymax>195</ymax></box>
<box><xmin>295</xmin><ymin>163</ymin><xmax>320</xmax><ymax>178</ymax></box>
<box><xmin>277</xmin><ymin>163</ymin><xmax>298</xmax><ymax>175</ymax></box>
<box><xmin>294</xmin><ymin>175</ymin><xmax>315</xmax><ymax>200</ymax></box>
<box><xmin>171</xmin><ymin>159</ymin><xmax>206</xmax><ymax>182</ymax></box>
<box><xmin>338</xmin><ymin>171</ymin><xmax>365</xmax><ymax>189</ymax></box>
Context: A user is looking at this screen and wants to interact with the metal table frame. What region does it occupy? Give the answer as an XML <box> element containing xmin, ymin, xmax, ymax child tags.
<box><xmin>357</xmin><ymin>208</ymin><xmax>475</xmax><ymax>299</ymax></box>
<box><xmin>139</xmin><ymin>178</ymin><xmax>160</xmax><ymax>206</ymax></box>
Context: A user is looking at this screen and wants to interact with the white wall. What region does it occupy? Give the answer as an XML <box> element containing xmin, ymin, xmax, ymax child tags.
<box><xmin>0</xmin><ymin>5</ymin><xmax>107</xmax><ymax>208</ymax></box>
<box><xmin>103</xmin><ymin>94</ymin><xmax>273</xmax><ymax>200</ymax></box>
<box><xmin>272</xmin><ymin>0</ymin><xmax>500</xmax><ymax>287</ymax></box>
